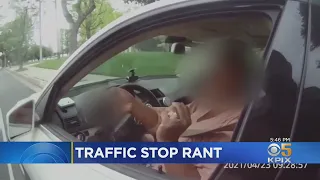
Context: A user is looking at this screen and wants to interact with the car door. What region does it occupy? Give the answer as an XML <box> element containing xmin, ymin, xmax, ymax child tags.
<box><xmin>275</xmin><ymin>1</ymin><xmax>320</xmax><ymax>180</ymax></box>
<box><xmin>8</xmin><ymin>1</ymin><xmax>286</xmax><ymax>180</ymax></box>
<box><xmin>213</xmin><ymin>0</ymin><xmax>309</xmax><ymax>180</ymax></box>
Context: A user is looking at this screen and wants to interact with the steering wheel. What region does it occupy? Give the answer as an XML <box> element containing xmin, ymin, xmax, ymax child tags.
<box><xmin>108</xmin><ymin>84</ymin><xmax>161</xmax><ymax>142</ymax></box>
<box><xmin>120</xmin><ymin>84</ymin><xmax>161</xmax><ymax>107</ymax></box>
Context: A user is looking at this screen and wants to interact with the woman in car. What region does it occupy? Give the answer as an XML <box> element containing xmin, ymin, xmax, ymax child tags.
<box><xmin>113</xmin><ymin>38</ymin><xmax>260</xmax><ymax>179</ymax></box>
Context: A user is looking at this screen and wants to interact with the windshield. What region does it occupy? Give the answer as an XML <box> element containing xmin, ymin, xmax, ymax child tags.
<box><xmin>73</xmin><ymin>37</ymin><xmax>188</xmax><ymax>86</ymax></box>
<box><xmin>93</xmin><ymin>52</ymin><xmax>182</xmax><ymax>77</ymax></box>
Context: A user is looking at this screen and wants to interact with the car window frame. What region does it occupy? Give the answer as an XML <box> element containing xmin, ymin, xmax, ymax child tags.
<box><xmin>35</xmin><ymin>2</ymin><xmax>284</xmax><ymax>180</ymax></box>
<box><xmin>214</xmin><ymin>0</ymin><xmax>310</xmax><ymax>180</ymax></box>
<box><xmin>234</xmin><ymin>0</ymin><xmax>309</xmax><ymax>143</ymax></box>
<box><xmin>274</xmin><ymin>1</ymin><xmax>320</xmax><ymax>180</ymax></box>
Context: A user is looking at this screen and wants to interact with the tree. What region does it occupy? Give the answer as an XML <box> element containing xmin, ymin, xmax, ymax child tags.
<box><xmin>61</xmin><ymin>0</ymin><xmax>96</xmax><ymax>54</ymax></box>
<box><xmin>27</xmin><ymin>44</ymin><xmax>53</xmax><ymax>60</ymax></box>
<box><xmin>60</xmin><ymin>29</ymin><xmax>70</xmax><ymax>54</ymax></box>
<box><xmin>79</xmin><ymin>0</ymin><xmax>122</xmax><ymax>44</ymax></box>
<box><xmin>1</xmin><ymin>0</ymin><xmax>38</xmax><ymax>69</ymax></box>
<box><xmin>123</xmin><ymin>0</ymin><xmax>158</xmax><ymax>5</ymax></box>
<box><xmin>42</xmin><ymin>46</ymin><xmax>53</xmax><ymax>57</ymax></box>
<box><xmin>15</xmin><ymin>11</ymin><xmax>33</xmax><ymax>69</ymax></box>
<box><xmin>0</xmin><ymin>9</ymin><xmax>34</xmax><ymax>69</ymax></box>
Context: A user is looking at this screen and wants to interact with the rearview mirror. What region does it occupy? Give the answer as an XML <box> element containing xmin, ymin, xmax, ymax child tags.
<box><xmin>6</xmin><ymin>99</ymin><xmax>35</xmax><ymax>141</ymax></box>
<box><xmin>170</xmin><ymin>43</ymin><xmax>186</xmax><ymax>54</ymax></box>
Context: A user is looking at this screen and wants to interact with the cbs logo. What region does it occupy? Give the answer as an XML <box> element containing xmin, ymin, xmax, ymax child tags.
<box><xmin>20</xmin><ymin>143</ymin><xmax>70</xmax><ymax>163</ymax></box>
<box><xmin>267</xmin><ymin>143</ymin><xmax>292</xmax><ymax>157</ymax></box>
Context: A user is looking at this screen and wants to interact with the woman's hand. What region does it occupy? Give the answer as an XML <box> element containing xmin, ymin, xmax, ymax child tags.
<box><xmin>109</xmin><ymin>87</ymin><xmax>160</xmax><ymax>133</ymax></box>
<box><xmin>156</xmin><ymin>103</ymin><xmax>192</xmax><ymax>142</ymax></box>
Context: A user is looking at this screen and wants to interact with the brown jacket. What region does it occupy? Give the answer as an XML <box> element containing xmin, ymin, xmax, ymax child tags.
<box><xmin>148</xmin><ymin>101</ymin><xmax>242</xmax><ymax>180</ymax></box>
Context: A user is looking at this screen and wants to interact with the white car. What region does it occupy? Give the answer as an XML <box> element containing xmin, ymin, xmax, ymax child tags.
<box><xmin>4</xmin><ymin>0</ymin><xmax>320</xmax><ymax>180</ymax></box>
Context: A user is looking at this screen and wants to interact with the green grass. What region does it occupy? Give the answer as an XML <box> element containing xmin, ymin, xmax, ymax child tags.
<box><xmin>35</xmin><ymin>59</ymin><xmax>66</xmax><ymax>70</ymax></box>
<box><xmin>35</xmin><ymin>52</ymin><xmax>182</xmax><ymax>77</ymax></box>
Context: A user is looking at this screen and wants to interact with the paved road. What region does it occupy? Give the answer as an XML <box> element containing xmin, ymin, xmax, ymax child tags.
<box><xmin>0</xmin><ymin>69</ymin><xmax>35</xmax><ymax>180</ymax></box>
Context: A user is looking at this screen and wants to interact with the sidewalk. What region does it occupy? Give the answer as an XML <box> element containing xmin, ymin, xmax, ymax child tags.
<box><xmin>8</xmin><ymin>64</ymin><xmax>56</xmax><ymax>88</ymax></box>
<box><xmin>7</xmin><ymin>63</ymin><xmax>116</xmax><ymax>89</ymax></box>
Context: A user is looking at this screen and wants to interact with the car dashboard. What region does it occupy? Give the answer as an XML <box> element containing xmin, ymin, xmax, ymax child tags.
<box><xmin>54</xmin><ymin>86</ymin><xmax>179</xmax><ymax>142</ymax></box>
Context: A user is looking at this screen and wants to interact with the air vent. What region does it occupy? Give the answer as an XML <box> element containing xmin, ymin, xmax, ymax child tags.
<box><xmin>64</xmin><ymin>116</ymin><xmax>80</xmax><ymax>129</ymax></box>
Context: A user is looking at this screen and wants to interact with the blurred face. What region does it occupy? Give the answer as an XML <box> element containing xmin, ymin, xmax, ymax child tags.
<box><xmin>198</xmin><ymin>59</ymin><xmax>245</xmax><ymax>101</ymax></box>
<box><xmin>177</xmin><ymin>39</ymin><xmax>252</xmax><ymax>104</ymax></box>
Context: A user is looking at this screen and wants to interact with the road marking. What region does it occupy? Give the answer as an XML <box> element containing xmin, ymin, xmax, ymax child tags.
<box><xmin>0</xmin><ymin>108</ymin><xmax>15</xmax><ymax>180</ymax></box>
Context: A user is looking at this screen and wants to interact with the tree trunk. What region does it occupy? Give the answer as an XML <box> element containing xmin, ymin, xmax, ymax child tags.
<box><xmin>19</xmin><ymin>58</ymin><xmax>23</xmax><ymax>70</ymax></box>
<box><xmin>18</xmin><ymin>9</ymin><xmax>28</xmax><ymax>70</ymax></box>
<box><xmin>69</xmin><ymin>26</ymin><xmax>79</xmax><ymax>55</ymax></box>
<box><xmin>61</xmin><ymin>0</ymin><xmax>96</xmax><ymax>55</ymax></box>
<box><xmin>86</xmin><ymin>26</ymin><xmax>91</xmax><ymax>40</ymax></box>
<box><xmin>85</xmin><ymin>15</ymin><xmax>92</xmax><ymax>40</ymax></box>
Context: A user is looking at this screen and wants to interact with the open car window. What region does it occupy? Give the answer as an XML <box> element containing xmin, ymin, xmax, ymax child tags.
<box><xmin>52</xmin><ymin>10</ymin><xmax>276</xmax><ymax>180</ymax></box>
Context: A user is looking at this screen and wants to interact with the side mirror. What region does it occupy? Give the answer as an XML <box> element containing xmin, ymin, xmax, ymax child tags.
<box><xmin>6</xmin><ymin>99</ymin><xmax>35</xmax><ymax>141</ymax></box>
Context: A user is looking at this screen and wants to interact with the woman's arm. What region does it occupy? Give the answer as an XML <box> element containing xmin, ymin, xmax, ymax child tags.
<box><xmin>115</xmin><ymin>87</ymin><xmax>191</xmax><ymax>137</ymax></box>
<box><xmin>115</xmin><ymin>87</ymin><xmax>163</xmax><ymax>135</ymax></box>
<box><xmin>130</xmin><ymin>99</ymin><xmax>165</xmax><ymax>136</ymax></box>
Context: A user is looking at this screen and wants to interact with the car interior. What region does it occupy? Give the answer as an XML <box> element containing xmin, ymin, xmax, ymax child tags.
<box><xmin>49</xmin><ymin>13</ymin><xmax>272</xmax><ymax>145</ymax></box>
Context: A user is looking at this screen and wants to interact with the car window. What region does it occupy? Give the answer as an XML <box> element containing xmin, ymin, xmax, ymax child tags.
<box><xmin>60</xmin><ymin>11</ymin><xmax>273</xmax><ymax>139</ymax></box>
<box><xmin>56</xmin><ymin>11</ymin><xmax>274</xmax><ymax>180</ymax></box>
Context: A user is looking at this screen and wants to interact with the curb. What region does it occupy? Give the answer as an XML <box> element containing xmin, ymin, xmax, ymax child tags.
<box><xmin>5</xmin><ymin>69</ymin><xmax>44</xmax><ymax>89</ymax></box>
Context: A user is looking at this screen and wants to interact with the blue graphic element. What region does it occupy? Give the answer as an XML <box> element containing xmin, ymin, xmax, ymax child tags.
<box><xmin>73</xmin><ymin>142</ymin><xmax>320</xmax><ymax>164</ymax></box>
<box><xmin>0</xmin><ymin>142</ymin><xmax>71</xmax><ymax>163</ymax></box>
<box><xmin>1</xmin><ymin>142</ymin><xmax>320</xmax><ymax>164</ymax></box>
<box><xmin>20</xmin><ymin>143</ymin><xmax>69</xmax><ymax>163</ymax></box>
